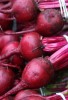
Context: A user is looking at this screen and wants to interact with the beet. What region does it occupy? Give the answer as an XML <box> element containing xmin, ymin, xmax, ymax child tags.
<box><xmin>20</xmin><ymin>32</ymin><xmax>43</xmax><ymax>60</ymax></box>
<box><xmin>12</xmin><ymin>0</ymin><xmax>38</xmax><ymax>23</ymax></box>
<box><xmin>0</xmin><ymin>57</ymin><xmax>54</xmax><ymax>99</ymax></box>
<box><xmin>1</xmin><ymin>41</ymin><xmax>19</xmax><ymax>56</ymax></box>
<box><xmin>18</xmin><ymin>95</ymin><xmax>45</xmax><ymax>100</ymax></box>
<box><xmin>14</xmin><ymin>90</ymin><xmax>38</xmax><ymax>100</ymax></box>
<box><xmin>0</xmin><ymin>30</ymin><xmax>19</xmax><ymax>51</ymax></box>
<box><xmin>1</xmin><ymin>9</ymin><xmax>64</xmax><ymax>37</ymax></box>
<box><xmin>0</xmin><ymin>67</ymin><xmax>15</xmax><ymax>95</ymax></box>
<box><xmin>0</xmin><ymin>0</ymin><xmax>39</xmax><ymax>24</ymax></box>
<box><xmin>0</xmin><ymin>32</ymin><xmax>43</xmax><ymax>61</ymax></box>
<box><xmin>36</xmin><ymin>9</ymin><xmax>64</xmax><ymax>36</ymax></box>
<box><xmin>0</xmin><ymin>11</ymin><xmax>13</xmax><ymax>30</ymax></box>
<box><xmin>0</xmin><ymin>44</ymin><xmax>67</xmax><ymax>99</ymax></box>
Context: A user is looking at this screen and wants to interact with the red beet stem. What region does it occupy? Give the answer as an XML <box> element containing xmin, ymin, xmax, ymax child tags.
<box><xmin>42</xmin><ymin>36</ymin><xmax>67</xmax><ymax>53</ymax></box>
<box><xmin>38</xmin><ymin>0</ymin><xmax>68</xmax><ymax>9</ymax></box>
<box><xmin>2</xmin><ymin>28</ymin><xmax>36</xmax><ymax>35</ymax></box>
<box><xmin>0</xmin><ymin>62</ymin><xmax>20</xmax><ymax>70</ymax></box>
<box><xmin>0</xmin><ymin>8</ymin><xmax>13</xmax><ymax>14</ymax></box>
<box><xmin>0</xmin><ymin>2</ymin><xmax>11</xmax><ymax>9</ymax></box>
<box><xmin>49</xmin><ymin>43</ymin><xmax>68</xmax><ymax>70</ymax></box>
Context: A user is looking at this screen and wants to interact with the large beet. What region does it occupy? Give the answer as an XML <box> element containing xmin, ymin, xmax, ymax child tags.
<box><xmin>0</xmin><ymin>57</ymin><xmax>54</xmax><ymax>99</ymax></box>
<box><xmin>0</xmin><ymin>44</ymin><xmax>67</xmax><ymax>99</ymax></box>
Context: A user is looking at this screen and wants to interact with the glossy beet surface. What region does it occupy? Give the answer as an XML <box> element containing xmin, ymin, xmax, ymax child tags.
<box><xmin>20</xmin><ymin>32</ymin><xmax>43</xmax><ymax>60</ymax></box>
<box><xmin>0</xmin><ymin>57</ymin><xmax>54</xmax><ymax>99</ymax></box>
<box><xmin>0</xmin><ymin>31</ymin><xmax>19</xmax><ymax>51</ymax></box>
<box><xmin>1</xmin><ymin>41</ymin><xmax>19</xmax><ymax>56</ymax></box>
<box><xmin>0</xmin><ymin>67</ymin><xmax>15</xmax><ymax>95</ymax></box>
<box><xmin>14</xmin><ymin>90</ymin><xmax>38</xmax><ymax>100</ymax></box>
<box><xmin>12</xmin><ymin>0</ymin><xmax>38</xmax><ymax>24</ymax></box>
<box><xmin>36</xmin><ymin>9</ymin><xmax>64</xmax><ymax>36</ymax></box>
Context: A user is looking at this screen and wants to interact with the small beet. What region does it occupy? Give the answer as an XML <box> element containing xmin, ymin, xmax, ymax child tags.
<box><xmin>0</xmin><ymin>67</ymin><xmax>15</xmax><ymax>95</ymax></box>
<box><xmin>36</xmin><ymin>9</ymin><xmax>64</xmax><ymax>36</ymax></box>
<box><xmin>0</xmin><ymin>32</ymin><xmax>43</xmax><ymax>61</ymax></box>
<box><xmin>20</xmin><ymin>32</ymin><xmax>43</xmax><ymax>60</ymax></box>
<box><xmin>0</xmin><ymin>30</ymin><xmax>19</xmax><ymax>51</ymax></box>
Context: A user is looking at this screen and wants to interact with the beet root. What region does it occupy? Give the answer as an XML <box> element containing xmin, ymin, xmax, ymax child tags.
<box><xmin>0</xmin><ymin>67</ymin><xmax>15</xmax><ymax>96</ymax></box>
<box><xmin>36</xmin><ymin>9</ymin><xmax>64</xmax><ymax>36</ymax></box>
<box><xmin>0</xmin><ymin>0</ymin><xmax>39</xmax><ymax>24</ymax></box>
<box><xmin>20</xmin><ymin>32</ymin><xmax>43</xmax><ymax>60</ymax></box>
<box><xmin>0</xmin><ymin>31</ymin><xmax>19</xmax><ymax>51</ymax></box>
<box><xmin>14</xmin><ymin>90</ymin><xmax>38</xmax><ymax>100</ymax></box>
<box><xmin>0</xmin><ymin>57</ymin><xmax>54</xmax><ymax>99</ymax></box>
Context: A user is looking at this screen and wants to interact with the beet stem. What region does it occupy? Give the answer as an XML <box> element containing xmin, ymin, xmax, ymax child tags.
<box><xmin>0</xmin><ymin>47</ymin><xmax>20</xmax><ymax>60</ymax></box>
<box><xmin>0</xmin><ymin>8</ymin><xmax>13</xmax><ymax>13</ymax></box>
<box><xmin>49</xmin><ymin>44</ymin><xmax>68</xmax><ymax>70</ymax></box>
<box><xmin>1</xmin><ymin>28</ymin><xmax>36</xmax><ymax>35</ymax></box>
<box><xmin>0</xmin><ymin>62</ymin><xmax>20</xmax><ymax>69</ymax></box>
<box><xmin>1</xmin><ymin>2</ymin><xmax>11</xmax><ymax>9</ymax></box>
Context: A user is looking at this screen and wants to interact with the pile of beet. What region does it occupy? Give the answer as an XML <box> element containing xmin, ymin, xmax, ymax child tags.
<box><xmin>0</xmin><ymin>0</ymin><xmax>67</xmax><ymax>100</ymax></box>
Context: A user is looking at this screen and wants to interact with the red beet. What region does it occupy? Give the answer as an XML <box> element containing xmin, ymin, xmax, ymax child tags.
<box><xmin>20</xmin><ymin>32</ymin><xmax>43</xmax><ymax>60</ymax></box>
<box><xmin>36</xmin><ymin>9</ymin><xmax>64</xmax><ymax>36</ymax></box>
<box><xmin>1</xmin><ymin>41</ymin><xmax>19</xmax><ymax>57</ymax></box>
<box><xmin>0</xmin><ymin>30</ymin><xmax>19</xmax><ymax>51</ymax></box>
<box><xmin>0</xmin><ymin>0</ymin><xmax>39</xmax><ymax>24</ymax></box>
<box><xmin>0</xmin><ymin>44</ymin><xmax>67</xmax><ymax>99</ymax></box>
<box><xmin>0</xmin><ymin>8</ymin><xmax>13</xmax><ymax>30</ymax></box>
<box><xmin>2</xmin><ymin>9</ymin><xmax>64</xmax><ymax>36</ymax></box>
<box><xmin>0</xmin><ymin>57</ymin><xmax>54</xmax><ymax>99</ymax></box>
<box><xmin>0</xmin><ymin>32</ymin><xmax>43</xmax><ymax>61</ymax></box>
<box><xmin>14</xmin><ymin>90</ymin><xmax>38</xmax><ymax>100</ymax></box>
<box><xmin>0</xmin><ymin>67</ymin><xmax>15</xmax><ymax>95</ymax></box>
